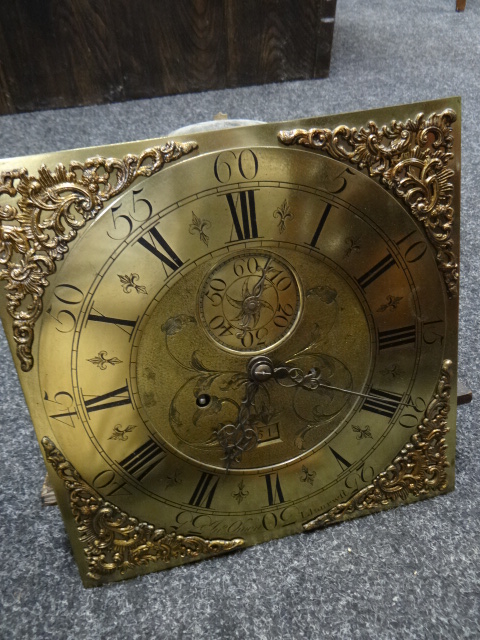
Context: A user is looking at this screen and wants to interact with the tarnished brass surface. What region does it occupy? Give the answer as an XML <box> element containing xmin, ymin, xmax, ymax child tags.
<box><xmin>278</xmin><ymin>109</ymin><xmax>458</xmax><ymax>297</ymax></box>
<box><xmin>0</xmin><ymin>98</ymin><xmax>460</xmax><ymax>586</ymax></box>
<box><xmin>304</xmin><ymin>359</ymin><xmax>452</xmax><ymax>530</ymax></box>
<box><xmin>0</xmin><ymin>141</ymin><xmax>197</xmax><ymax>371</ymax></box>
<box><xmin>42</xmin><ymin>437</ymin><xmax>244</xmax><ymax>582</ymax></box>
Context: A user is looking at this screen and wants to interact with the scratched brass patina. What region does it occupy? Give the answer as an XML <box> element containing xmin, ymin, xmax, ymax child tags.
<box><xmin>0</xmin><ymin>98</ymin><xmax>460</xmax><ymax>586</ymax></box>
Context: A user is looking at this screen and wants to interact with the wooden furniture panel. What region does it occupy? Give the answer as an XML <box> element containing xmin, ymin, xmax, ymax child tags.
<box><xmin>0</xmin><ymin>0</ymin><xmax>337</xmax><ymax>115</ymax></box>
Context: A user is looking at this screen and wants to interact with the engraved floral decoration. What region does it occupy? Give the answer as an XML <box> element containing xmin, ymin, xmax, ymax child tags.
<box><xmin>232</xmin><ymin>480</ymin><xmax>249</xmax><ymax>504</ymax></box>
<box><xmin>160</xmin><ymin>313</ymin><xmax>276</xmax><ymax>462</ymax></box>
<box><xmin>88</xmin><ymin>350</ymin><xmax>122</xmax><ymax>370</ymax></box>
<box><xmin>278</xmin><ymin>109</ymin><xmax>459</xmax><ymax>297</ymax></box>
<box><xmin>344</xmin><ymin>236</ymin><xmax>361</xmax><ymax>258</ymax></box>
<box><xmin>189</xmin><ymin>211</ymin><xmax>211</xmax><ymax>246</ymax></box>
<box><xmin>304</xmin><ymin>360</ymin><xmax>452</xmax><ymax>531</ymax></box>
<box><xmin>352</xmin><ymin>424</ymin><xmax>372</xmax><ymax>440</ymax></box>
<box><xmin>41</xmin><ymin>437</ymin><xmax>243</xmax><ymax>583</ymax></box>
<box><xmin>300</xmin><ymin>465</ymin><xmax>316</xmax><ymax>485</ymax></box>
<box><xmin>109</xmin><ymin>424</ymin><xmax>137</xmax><ymax>441</ymax></box>
<box><xmin>377</xmin><ymin>295</ymin><xmax>403</xmax><ymax>313</ymax></box>
<box><xmin>165</xmin><ymin>469</ymin><xmax>182</xmax><ymax>489</ymax></box>
<box><xmin>273</xmin><ymin>199</ymin><xmax>293</xmax><ymax>233</ymax></box>
<box><xmin>118</xmin><ymin>273</ymin><xmax>148</xmax><ymax>295</ymax></box>
<box><xmin>0</xmin><ymin>140</ymin><xmax>198</xmax><ymax>371</ymax></box>
<box><xmin>381</xmin><ymin>364</ymin><xmax>404</xmax><ymax>380</ymax></box>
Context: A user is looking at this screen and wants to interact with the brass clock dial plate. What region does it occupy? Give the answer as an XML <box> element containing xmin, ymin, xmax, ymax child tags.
<box><xmin>38</xmin><ymin>146</ymin><xmax>447</xmax><ymax>517</ymax></box>
<box><xmin>0</xmin><ymin>99</ymin><xmax>459</xmax><ymax>586</ymax></box>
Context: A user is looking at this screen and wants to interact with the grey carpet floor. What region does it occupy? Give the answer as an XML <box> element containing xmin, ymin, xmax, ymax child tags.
<box><xmin>1</xmin><ymin>1</ymin><xmax>479</xmax><ymax>639</ymax></box>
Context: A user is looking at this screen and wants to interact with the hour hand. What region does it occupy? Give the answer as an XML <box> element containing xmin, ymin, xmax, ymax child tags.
<box><xmin>215</xmin><ymin>380</ymin><xmax>259</xmax><ymax>469</ymax></box>
<box><xmin>215</xmin><ymin>356</ymin><xmax>275</xmax><ymax>469</ymax></box>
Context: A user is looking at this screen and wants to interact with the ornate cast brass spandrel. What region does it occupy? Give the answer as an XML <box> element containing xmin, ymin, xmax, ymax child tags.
<box><xmin>0</xmin><ymin>140</ymin><xmax>198</xmax><ymax>372</ymax></box>
<box><xmin>304</xmin><ymin>359</ymin><xmax>452</xmax><ymax>531</ymax></box>
<box><xmin>41</xmin><ymin>437</ymin><xmax>244</xmax><ymax>583</ymax></box>
<box><xmin>278</xmin><ymin>109</ymin><xmax>458</xmax><ymax>298</ymax></box>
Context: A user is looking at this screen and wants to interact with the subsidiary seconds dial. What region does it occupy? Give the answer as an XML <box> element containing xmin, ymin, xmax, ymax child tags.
<box><xmin>198</xmin><ymin>250</ymin><xmax>303</xmax><ymax>353</ymax></box>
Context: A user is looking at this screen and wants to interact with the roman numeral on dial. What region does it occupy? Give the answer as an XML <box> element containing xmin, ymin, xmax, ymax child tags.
<box><xmin>189</xmin><ymin>473</ymin><xmax>219</xmax><ymax>509</ymax></box>
<box><xmin>224</xmin><ymin>190</ymin><xmax>259</xmax><ymax>240</ymax></box>
<box><xmin>378</xmin><ymin>325</ymin><xmax>416</xmax><ymax>350</ymax></box>
<box><xmin>362</xmin><ymin>388</ymin><xmax>403</xmax><ymax>418</ymax></box>
<box><xmin>82</xmin><ymin>383</ymin><xmax>132</xmax><ymax>415</ymax></box>
<box><xmin>118</xmin><ymin>438</ymin><xmax>167</xmax><ymax>480</ymax></box>
<box><xmin>87</xmin><ymin>306</ymin><xmax>139</xmax><ymax>340</ymax></box>
<box><xmin>264</xmin><ymin>473</ymin><xmax>285</xmax><ymax>506</ymax></box>
<box><xmin>137</xmin><ymin>226</ymin><xmax>183</xmax><ymax>275</ymax></box>
<box><xmin>309</xmin><ymin>203</ymin><xmax>334</xmax><ymax>247</ymax></box>
<box><xmin>357</xmin><ymin>253</ymin><xmax>396</xmax><ymax>290</ymax></box>
<box><xmin>329</xmin><ymin>447</ymin><xmax>352</xmax><ymax>471</ymax></box>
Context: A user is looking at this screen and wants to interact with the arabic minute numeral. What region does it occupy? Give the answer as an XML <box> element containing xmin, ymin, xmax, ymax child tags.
<box><xmin>396</xmin><ymin>229</ymin><xmax>428</xmax><ymax>263</ymax></box>
<box><xmin>398</xmin><ymin>395</ymin><xmax>427</xmax><ymax>428</ymax></box>
<box><xmin>327</xmin><ymin>166</ymin><xmax>355</xmax><ymax>195</ymax></box>
<box><xmin>44</xmin><ymin>390</ymin><xmax>77</xmax><ymax>428</ymax></box>
<box><xmin>92</xmin><ymin>469</ymin><xmax>132</xmax><ymax>497</ymax></box>
<box><xmin>107</xmin><ymin>188</ymin><xmax>153</xmax><ymax>241</ymax></box>
<box><xmin>213</xmin><ymin>149</ymin><xmax>259</xmax><ymax>184</ymax></box>
<box><xmin>344</xmin><ymin>462</ymin><xmax>375</xmax><ymax>491</ymax></box>
<box><xmin>46</xmin><ymin>283</ymin><xmax>84</xmax><ymax>334</ymax></box>
<box><xmin>422</xmin><ymin>319</ymin><xmax>444</xmax><ymax>345</ymax></box>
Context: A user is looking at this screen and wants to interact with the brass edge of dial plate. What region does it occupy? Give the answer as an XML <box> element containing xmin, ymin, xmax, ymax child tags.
<box><xmin>304</xmin><ymin>359</ymin><xmax>452</xmax><ymax>531</ymax></box>
<box><xmin>0</xmin><ymin>140</ymin><xmax>197</xmax><ymax>372</ymax></box>
<box><xmin>278</xmin><ymin>109</ymin><xmax>459</xmax><ymax>298</ymax></box>
<box><xmin>41</xmin><ymin>436</ymin><xmax>244</xmax><ymax>583</ymax></box>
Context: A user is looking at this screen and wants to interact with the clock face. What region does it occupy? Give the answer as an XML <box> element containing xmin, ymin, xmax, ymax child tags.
<box><xmin>36</xmin><ymin>145</ymin><xmax>449</xmax><ymax>574</ymax></box>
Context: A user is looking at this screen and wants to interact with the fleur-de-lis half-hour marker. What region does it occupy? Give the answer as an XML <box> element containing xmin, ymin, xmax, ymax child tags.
<box><xmin>381</xmin><ymin>363</ymin><xmax>404</xmax><ymax>380</ymax></box>
<box><xmin>118</xmin><ymin>273</ymin><xmax>148</xmax><ymax>295</ymax></box>
<box><xmin>273</xmin><ymin>199</ymin><xmax>294</xmax><ymax>233</ymax></box>
<box><xmin>165</xmin><ymin>469</ymin><xmax>183</xmax><ymax>489</ymax></box>
<box><xmin>109</xmin><ymin>424</ymin><xmax>137</xmax><ymax>441</ymax></box>
<box><xmin>189</xmin><ymin>211</ymin><xmax>211</xmax><ymax>246</ymax></box>
<box><xmin>344</xmin><ymin>236</ymin><xmax>361</xmax><ymax>258</ymax></box>
<box><xmin>88</xmin><ymin>350</ymin><xmax>122</xmax><ymax>370</ymax></box>
<box><xmin>352</xmin><ymin>425</ymin><xmax>372</xmax><ymax>440</ymax></box>
<box><xmin>232</xmin><ymin>480</ymin><xmax>249</xmax><ymax>504</ymax></box>
<box><xmin>299</xmin><ymin>465</ymin><xmax>316</xmax><ymax>485</ymax></box>
<box><xmin>377</xmin><ymin>295</ymin><xmax>403</xmax><ymax>312</ymax></box>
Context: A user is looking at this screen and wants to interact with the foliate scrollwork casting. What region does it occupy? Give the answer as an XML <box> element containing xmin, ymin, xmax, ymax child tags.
<box><xmin>0</xmin><ymin>141</ymin><xmax>198</xmax><ymax>371</ymax></box>
<box><xmin>278</xmin><ymin>109</ymin><xmax>458</xmax><ymax>297</ymax></box>
<box><xmin>41</xmin><ymin>437</ymin><xmax>243</xmax><ymax>583</ymax></box>
<box><xmin>304</xmin><ymin>359</ymin><xmax>452</xmax><ymax>531</ymax></box>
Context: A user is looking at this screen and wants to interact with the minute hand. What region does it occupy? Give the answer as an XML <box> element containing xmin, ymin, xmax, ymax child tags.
<box><xmin>273</xmin><ymin>365</ymin><xmax>416</xmax><ymax>409</ymax></box>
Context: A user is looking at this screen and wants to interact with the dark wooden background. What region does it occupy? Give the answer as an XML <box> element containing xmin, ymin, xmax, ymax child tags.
<box><xmin>0</xmin><ymin>0</ymin><xmax>337</xmax><ymax>115</ymax></box>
